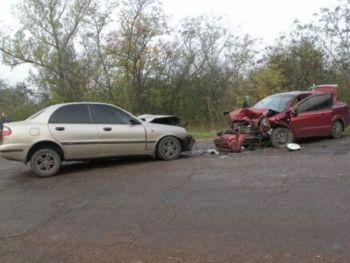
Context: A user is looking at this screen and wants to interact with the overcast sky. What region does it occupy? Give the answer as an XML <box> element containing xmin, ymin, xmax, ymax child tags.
<box><xmin>0</xmin><ymin>0</ymin><xmax>340</xmax><ymax>84</ymax></box>
<box><xmin>161</xmin><ymin>0</ymin><xmax>339</xmax><ymax>42</ymax></box>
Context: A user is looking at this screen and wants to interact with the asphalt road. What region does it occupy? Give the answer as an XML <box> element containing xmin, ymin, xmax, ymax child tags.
<box><xmin>1</xmin><ymin>137</ymin><xmax>350</xmax><ymax>263</ymax></box>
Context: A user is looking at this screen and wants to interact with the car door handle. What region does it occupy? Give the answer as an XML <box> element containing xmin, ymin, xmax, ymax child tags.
<box><xmin>103</xmin><ymin>127</ymin><xmax>112</xmax><ymax>132</ymax></box>
<box><xmin>55</xmin><ymin>127</ymin><xmax>65</xmax><ymax>131</ymax></box>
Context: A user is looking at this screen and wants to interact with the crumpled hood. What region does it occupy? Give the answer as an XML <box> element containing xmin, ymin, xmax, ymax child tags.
<box><xmin>229</xmin><ymin>107</ymin><xmax>268</xmax><ymax>122</ymax></box>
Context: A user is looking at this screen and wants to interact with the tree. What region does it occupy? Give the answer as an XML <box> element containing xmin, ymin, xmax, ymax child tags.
<box><xmin>247</xmin><ymin>38</ymin><xmax>330</xmax><ymax>103</ymax></box>
<box><xmin>295</xmin><ymin>1</ymin><xmax>350</xmax><ymax>102</ymax></box>
<box><xmin>0</xmin><ymin>0</ymin><xmax>100</xmax><ymax>102</ymax></box>
<box><xmin>170</xmin><ymin>15</ymin><xmax>256</xmax><ymax>126</ymax></box>
<box><xmin>80</xmin><ymin>0</ymin><xmax>116</xmax><ymax>103</ymax></box>
<box><xmin>108</xmin><ymin>0</ymin><xmax>168</xmax><ymax>113</ymax></box>
<box><xmin>0</xmin><ymin>81</ymin><xmax>39</xmax><ymax>120</ymax></box>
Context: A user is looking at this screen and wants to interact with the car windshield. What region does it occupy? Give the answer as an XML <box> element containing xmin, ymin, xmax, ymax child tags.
<box><xmin>253</xmin><ymin>94</ymin><xmax>294</xmax><ymax>112</ymax></box>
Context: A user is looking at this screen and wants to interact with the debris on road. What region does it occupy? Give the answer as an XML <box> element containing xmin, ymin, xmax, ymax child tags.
<box><xmin>286</xmin><ymin>143</ymin><xmax>301</xmax><ymax>151</ymax></box>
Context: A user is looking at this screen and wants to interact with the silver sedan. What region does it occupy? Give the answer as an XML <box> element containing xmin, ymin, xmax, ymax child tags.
<box><xmin>0</xmin><ymin>102</ymin><xmax>194</xmax><ymax>177</ymax></box>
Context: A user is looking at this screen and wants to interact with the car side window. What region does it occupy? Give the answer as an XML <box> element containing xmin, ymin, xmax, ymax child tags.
<box><xmin>49</xmin><ymin>104</ymin><xmax>91</xmax><ymax>124</ymax></box>
<box><xmin>90</xmin><ymin>104</ymin><xmax>133</xmax><ymax>124</ymax></box>
<box><xmin>297</xmin><ymin>94</ymin><xmax>332</xmax><ymax>113</ymax></box>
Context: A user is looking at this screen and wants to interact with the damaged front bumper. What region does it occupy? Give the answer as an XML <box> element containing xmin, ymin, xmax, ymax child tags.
<box><xmin>214</xmin><ymin>132</ymin><xmax>247</xmax><ymax>152</ymax></box>
<box><xmin>214</xmin><ymin>107</ymin><xmax>278</xmax><ymax>152</ymax></box>
<box><xmin>180</xmin><ymin>135</ymin><xmax>196</xmax><ymax>152</ymax></box>
<box><xmin>214</xmin><ymin>122</ymin><xmax>269</xmax><ymax>152</ymax></box>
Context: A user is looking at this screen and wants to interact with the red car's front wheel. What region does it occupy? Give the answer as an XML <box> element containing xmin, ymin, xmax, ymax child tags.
<box><xmin>270</xmin><ymin>127</ymin><xmax>294</xmax><ymax>148</ymax></box>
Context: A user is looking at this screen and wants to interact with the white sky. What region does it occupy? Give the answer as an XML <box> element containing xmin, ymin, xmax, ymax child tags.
<box><xmin>162</xmin><ymin>0</ymin><xmax>339</xmax><ymax>41</ymax></box>
<box><xmin>0</xmin><ymin>0</ymin><xmax>340</xmax><ymax>84</ymax></box>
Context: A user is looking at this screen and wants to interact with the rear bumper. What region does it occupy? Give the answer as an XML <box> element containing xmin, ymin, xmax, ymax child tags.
<box><xmin>0</xmin><ymin>143</ymin><xmax>30</xmax><ymax>162</ymax></box>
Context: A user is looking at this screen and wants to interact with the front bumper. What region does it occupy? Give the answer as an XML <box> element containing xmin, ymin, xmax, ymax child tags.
<box><xmin>214</xmin><ymin>127</ymin><xmax>267</xmax><ymax>152</ymax></box>
<box><xmin>214</xmin><ymin>132</ymin><xmax>247</xmax><ymax>152</ymax></box>
<box><xmin>180</xmin><ymin>135</ymin><xmax>195</xmax><ymax>152</ymax></box>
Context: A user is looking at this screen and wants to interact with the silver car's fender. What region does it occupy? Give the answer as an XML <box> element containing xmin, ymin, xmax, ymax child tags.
<box><xmin>142</xmin><ymin>122</ymin><xmax>190</xmax><ymax>156</ymax></box>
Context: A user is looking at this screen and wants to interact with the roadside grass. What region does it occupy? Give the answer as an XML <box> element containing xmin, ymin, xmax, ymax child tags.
<box><xmin>188</xmin><ymin>124</ymin><xmax>227</xmax><ymax>139</ymax></box>
<box><xmin>188</xmin><ymin>130</ymin><xmax>218</xmax><ymax>140</ymax></box>
<box><xmin>345</xmin><ymin>126</ymin><xmax>350</xmax><ymax>135</ymax></box>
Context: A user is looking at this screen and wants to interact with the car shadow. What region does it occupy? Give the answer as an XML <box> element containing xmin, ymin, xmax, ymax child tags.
<box><xmin>10</xmin><ymin>156</ymin><xmax>153</xmax><ymax>179</ymax></box>
<box><xmin>56</xmin><ymin>154</ymin><xmax>192</xmax><ymax>177</ymax></box>
<box><xmin>295</xmin><ymin>136</ymin><xmax>331</xmax><ymax>145</ymax></box>
<box><xmin>57</xmin><ymin>156</ymin><xmax>154</xmax><ymax>176</ymax></box>
<box><xmin>12</xmin><ymin>153</ymin><xmax>192</xmax><ymax>179</ymax></box>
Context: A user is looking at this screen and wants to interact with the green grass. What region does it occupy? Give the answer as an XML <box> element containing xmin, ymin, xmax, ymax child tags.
<box><xmin>345</xmin><ymin>126</ymin><xmax>350</xmax><ymax>134</ymax></box>
<box><xmin>187</xmin><ymin>123</ymin><xmax>227</xmax><ymax>140</ymax></box>
<box><xmin>188</xmin><ymin>130</ymin><xmax>219</xmax><ymax>140</ymax></box>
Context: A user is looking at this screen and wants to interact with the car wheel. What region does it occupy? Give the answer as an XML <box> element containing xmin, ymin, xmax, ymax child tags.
<box><xmin>270</xmin><ymin>127</ymin><xmax>294</xmax><ymax>148</ymax></box>
<box><xmin>30</xmin><ymin>148</ymin><xmax>62</xmax><ymax>177</ymax></box>
<box><xmin>157</xmin><ymin>136</ymin><xmax>181</xmax><ymax>160</ymax></box>
<box><xmin>331</xmin><ymin>120</ymin><xmax>343</xmax><ymax>139</ymax></box>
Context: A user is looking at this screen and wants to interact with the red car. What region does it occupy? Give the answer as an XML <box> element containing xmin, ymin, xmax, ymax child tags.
<box><xmin>215</xmin><ymin>84</ymin><xmax>350</xmax><ymax>152</ymax></box>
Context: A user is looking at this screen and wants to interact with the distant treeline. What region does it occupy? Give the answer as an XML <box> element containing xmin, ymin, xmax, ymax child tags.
<box><xmin>1</xmin><ymin>0</ymin><xmax>350</xmax><ymax>127</ymax></box>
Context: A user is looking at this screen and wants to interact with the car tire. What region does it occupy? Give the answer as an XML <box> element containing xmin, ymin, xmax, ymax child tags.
<box><xmin>270</xmin><ymin>127</ymin><xmax>294</xmax><ymax>148</ymax></box>
<box><xmin>30</xmin><ymin>148</ymin><xmax>62</xmax><ymax>177</ymax></box>
<box><xmin>157</xmin><ymin>136</ymin><xmax>181</xmax><ymax>160</ymax></box>
<box><xmin>331</xmin><ymin>120</ymin><xmax>343</xmax><ymax>139</ymax></box>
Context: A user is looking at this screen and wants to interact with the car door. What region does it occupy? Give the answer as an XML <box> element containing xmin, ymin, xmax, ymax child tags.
<box><xmin>48</xmin><ymin>104</ymin><xmax>99</xmax><ymax>159</ymax></box>
<box><xmin>290</xmin><ymin>93</ymin><xmax>333</xmax><ymax>138</ymax></box>
<box><xmin>89</xmin><ymin>104</ymin><xmax>147</xmax><ymax>157</ymax></box>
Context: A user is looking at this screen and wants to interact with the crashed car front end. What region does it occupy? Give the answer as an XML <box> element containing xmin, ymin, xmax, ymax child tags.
<box><xmin>215</xmin><ymin>85</ymin><xmax>350</xmax><ymax>152</ymax></box>
<box><xmin>180</xmin><ymin>135</ymin><xmax>196</xmax><ymax>152</ymax></box>
<box><xmin>214</xmin><ymin>108</ymin><xmax>273</xmax><ymax>152</ymax></box>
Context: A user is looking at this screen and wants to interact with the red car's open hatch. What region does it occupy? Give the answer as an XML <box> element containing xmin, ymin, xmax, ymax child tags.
<box><xmin>313</xmin><ymin>84</ymin><xmax>338</xmax><ymax>101</ymax></box>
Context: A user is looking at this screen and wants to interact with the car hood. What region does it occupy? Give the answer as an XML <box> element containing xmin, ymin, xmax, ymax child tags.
<box><xmin>141</xmin><ymin>122</ymin><xmax>188</xmax><ymax>137</ymax></box>
<box><xmin>138</xmin><ymin>114</ymin><xmax>180</xmax><ymax>126</ymax></box>
<box><xmin>229</xmin><ymin>107</ymin><xmax>269</xmax><ymax>122</ymax></box>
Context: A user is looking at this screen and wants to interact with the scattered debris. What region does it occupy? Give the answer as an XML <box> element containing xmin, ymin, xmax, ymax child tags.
<box><xmin>188</xmin><ymin>148</ymin><xmax>221</xmax><ymax>156</ymax></box>
<box><xmin>286</xmin><ymin>143</ymin><xmax>301</xmax><ymax>151</ymax></box>
<box><xmin>206</xmin><ymin>149</ymin><xmax>219</xmax><ymax>155</ymax></box>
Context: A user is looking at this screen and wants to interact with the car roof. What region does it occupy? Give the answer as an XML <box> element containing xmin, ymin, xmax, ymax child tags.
<box><xmin>27</xmin><ymin>102</ymin><xmax>126</xmax><ymax>122</ymax></box>
<box><xmin>50</xmin><ymin>101</ymin><xmax>113</xmax><ymax>107</ymax></box>
<box><xmin>270</xmin><ymin>91</ymin><xmax>311</xmax><ymax>96</ymax></box>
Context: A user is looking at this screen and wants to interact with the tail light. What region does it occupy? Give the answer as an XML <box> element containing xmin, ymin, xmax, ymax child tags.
<box><xmin>3</xmin><ymin>126</ymin><xmax>12</xmax><ymax>136</ymax></box>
